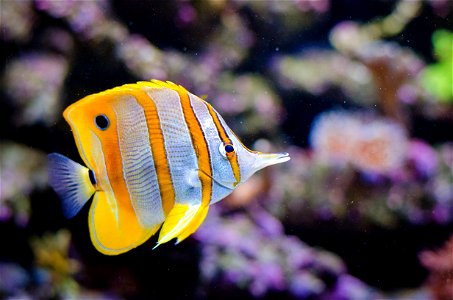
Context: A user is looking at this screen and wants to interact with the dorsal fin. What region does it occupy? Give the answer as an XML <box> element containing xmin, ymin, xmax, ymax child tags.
<box><xmin>137</xmin><ymin>79</ymin><xmax>189</xmax><ymax>94</ymax></box>
<box><xmin>73</xmin><ymin>80</ymin><xmax>191</xmax><ymax>105</ymax></box>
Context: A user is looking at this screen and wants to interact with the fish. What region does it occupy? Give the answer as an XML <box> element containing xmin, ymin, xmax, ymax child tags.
<box><xmin>48</xmin><ymin>80</ymin><xmax>290</xmax><ymax>255</ymax></box>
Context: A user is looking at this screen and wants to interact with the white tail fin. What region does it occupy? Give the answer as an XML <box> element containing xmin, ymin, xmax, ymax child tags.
<box><xmin>48</xmin><ymin>153</ymin><xmax>96</xmax><ymax>218</ymax></box>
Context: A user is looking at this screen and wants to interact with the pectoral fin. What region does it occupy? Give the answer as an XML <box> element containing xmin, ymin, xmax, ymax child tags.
<box><xmin>89</xmin><ymin>191</ymin><xmax>161</xmax><ymax>255</ymax></box>
<box><xmin>155</xmin><ymin>203</ymin><xmax>209</xmax><ymax>247</ymax></box>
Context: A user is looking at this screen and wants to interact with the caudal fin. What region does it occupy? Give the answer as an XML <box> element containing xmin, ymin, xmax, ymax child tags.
<box><xmin>48</xmin><ymin>153</ymin><xmax>96</xmax><ymax>218</ymax></box>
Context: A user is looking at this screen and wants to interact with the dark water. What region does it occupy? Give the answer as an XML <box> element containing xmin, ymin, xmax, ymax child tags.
<box><xmin>1</xmin><ymin>1</ymin><xmax>452</xmax><ymax>299</ymax></box>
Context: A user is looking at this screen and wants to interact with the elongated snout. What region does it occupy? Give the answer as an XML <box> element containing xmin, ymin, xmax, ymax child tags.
<box><xmin>252</xmin><ymin>151</ymin><xmax>290</xmax><ymax>172</ymax></box>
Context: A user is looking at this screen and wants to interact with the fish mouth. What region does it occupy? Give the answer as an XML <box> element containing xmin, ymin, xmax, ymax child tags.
<box><xmin>253</xmin><ymin>151</ymin><xmax>291</xmax><ymax>170</ymax></box>
<box><xmin>199</xmin><ymin>169</ymin><xmax>235</xmax><ymax>190</ymax></box>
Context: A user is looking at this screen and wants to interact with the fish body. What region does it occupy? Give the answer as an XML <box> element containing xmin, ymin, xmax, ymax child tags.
<box><xmin>48</xmin><ymin>80</ymin><xmax>290</xmax><ymax>255</ymax></box>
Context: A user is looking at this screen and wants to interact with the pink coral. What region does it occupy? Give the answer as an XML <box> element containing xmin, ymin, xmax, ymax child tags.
<box><xmin>420</xmin><ymin>236</ymin><xmax>453</xmax><ymax>300</ymax></box>
<box><xmin>3</xmin><ymin>53</ymin><xmax>69</xmax><ymax>125</ymax></box>
<box><xmin>310</xmin><ymin>111</ymin><xmax>408</xmax><ymax>174</ymax></box>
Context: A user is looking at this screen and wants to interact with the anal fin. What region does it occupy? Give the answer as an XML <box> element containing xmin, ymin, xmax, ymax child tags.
<box><xmin>90</xmin><ymin>192</ymin><xmax>162</xmax><ymax>255</ymax></box>
<box><xmin>155</xmin><ymin>203</ymin><xmax>209</xmax><ymax>247</ymax></box>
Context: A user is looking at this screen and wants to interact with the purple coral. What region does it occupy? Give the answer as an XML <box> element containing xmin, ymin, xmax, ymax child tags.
<box><xmin>408</xmin><ymin>139</ymin><xmax>439</xmax><ymax>178</ymax></box>
<box><xmin>195</xmin><ymin>206</ymin><xmax>378</xmax><ymax>298</ymax></box>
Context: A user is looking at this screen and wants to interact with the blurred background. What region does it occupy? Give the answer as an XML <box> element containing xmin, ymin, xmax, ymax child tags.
<box><xmin>1</xmin><ymin>0</ymin><xmax>452</xmax><ymax>299</ymax></box>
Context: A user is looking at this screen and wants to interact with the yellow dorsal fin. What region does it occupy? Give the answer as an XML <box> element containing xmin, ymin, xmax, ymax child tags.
<box><xmin>154</xmin><ymin>203</ymin><xmax>209</xmax><ymax>248</ymax></box>
<box><xmin>137</xmin><ymin>79</ymin><xmax>189</xmax><ymax>94</ymax></box>
<box><xmin>76</xmin><ymin>80</ymin><xmax>190</xmax><ymax>105</ymax></box>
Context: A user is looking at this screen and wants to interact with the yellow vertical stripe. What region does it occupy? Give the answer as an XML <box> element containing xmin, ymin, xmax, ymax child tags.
<box><xmin>114</xmin><ymin>96</ymin><xmax>165</xmax><ymax>228</ymax></box>
<box><xmin>177</xmin><ymin>89</ymin><xmax>212</xmax><ymax>207</ymax></box>
<box><xmin>204</xmin><ymin>102</ymin><xmax>241</xmax><ymax>186</ymax></box>
<box><xmin>132</xmin><ymin>89</ymin><xmax>175</xmax><ymax>215</ymax></box>
<box><xmin>132</xmin><ymin>89</ymin><xmax>175</xmax><ymax>216</ymax></box>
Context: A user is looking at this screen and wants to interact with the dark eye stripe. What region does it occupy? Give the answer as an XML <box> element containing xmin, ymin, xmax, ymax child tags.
<box><xmin>203</xmin><ymin>101</ymin><xmax>240</xmax><ymax>186</ymax></box>
<box><xmin>95</xmin><ymin>114</ymin><xmax>110</xmax><ymax>130</ymax></box>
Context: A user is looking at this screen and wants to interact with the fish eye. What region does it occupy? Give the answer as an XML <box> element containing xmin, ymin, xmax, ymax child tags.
<box><xmin>219</xmin><ymin>143</ymin><xmax>235</xmax><ymax>158</ymax></box>
<box><xmin>95</xmin><ymin>114</ymin><xmax>109</xmax><ymax>130</ymax></box>
<box><xmin>225</xmin><ymin>144</ymin><xmax>235</xmax><ymax>153</ymax></box>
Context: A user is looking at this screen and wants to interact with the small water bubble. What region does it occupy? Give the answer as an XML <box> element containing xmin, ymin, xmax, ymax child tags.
<box><xmin>275</xmin><ymin>47</ymin><xmax>280</xmax><ymax>52</ymax></box>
